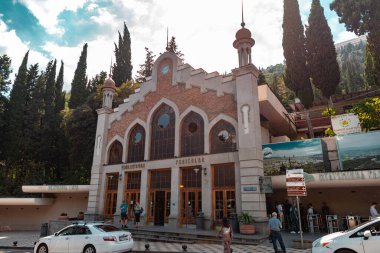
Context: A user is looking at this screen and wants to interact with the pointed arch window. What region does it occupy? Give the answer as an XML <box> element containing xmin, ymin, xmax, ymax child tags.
<box><xmin>210</xmin><ymin>120</ymin><xmax>236</xmax><ymax>154</ymax></box>
<box><xmin>181</xmin><ymin>112</ymin><xmax>204</xmax><ymax>157</ymax></box>
<box><xmin>127</xmin><ymin>124</ymin><xmax>145</xmax><ymax>163</ymax></box>
<box><xmin>150</xmin><ymin>104</ymin><xmax>175</xmax><ymax>160</ymax></box>
<box><xmin>108</xmin><ymin>141</ymin><xmax>123</xmax><ymax>164</ymax></box>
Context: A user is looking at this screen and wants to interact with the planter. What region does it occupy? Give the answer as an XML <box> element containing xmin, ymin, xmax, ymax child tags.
<box><xmin>239</xmin><ymin>224</ymin><xmax>256</xmax><ymax>235</ymax></box>
<box><xmin>292</xmin><ymin>239</ymin><xmax>313</xmax><ymax>249</ymax></box>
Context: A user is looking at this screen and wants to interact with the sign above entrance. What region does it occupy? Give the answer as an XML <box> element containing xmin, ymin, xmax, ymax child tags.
<box><xmin>176</xmin><ymin>156</ymin><xmax>205</xmax><ymax>166</ymax></box>
<box><xmin>123</xmin><ymin>163</ymin><xmax>146</xmax><ymax>170</ymax></box>
<box><xmin>286</xmin><ymin>169</ymin><xmax>307</xmax><ymax>197</ymax></box>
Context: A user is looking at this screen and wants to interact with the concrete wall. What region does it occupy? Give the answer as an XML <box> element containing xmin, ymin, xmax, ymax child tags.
<box><xmin>0</xmin><ymin>193</ymin><xmax>88</xmax><ymax>231</ymax></box>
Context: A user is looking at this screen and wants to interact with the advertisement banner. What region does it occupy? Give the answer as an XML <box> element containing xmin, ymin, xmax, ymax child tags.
<box><xmin>262</xmin><ymin>139</ymin><xmax>325</xmax><ymax>176</ymax></box>
<box><xmin>336</xmin><ymin>131</ymin><xmax>380</xmax><ymax>171</ymax></box>
<box><xmin>331</xmin><ymin>113</ymin><xmax>361</xmax><ymax>135</ymax></box>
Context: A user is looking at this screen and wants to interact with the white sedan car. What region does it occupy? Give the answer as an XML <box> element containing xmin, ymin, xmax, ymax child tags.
<box><xmin>312</xmin><ymin>217</ymin><xmax>380</xmax><ymax>253</ymax></box>
<box><xmin>34</xmin><ymin>223</ymin><xmax>133</xmax><ymax>253</ymax></box>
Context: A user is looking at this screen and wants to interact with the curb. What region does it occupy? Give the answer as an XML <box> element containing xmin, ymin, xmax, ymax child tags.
<box><xmin>0</xmin><ymin>246</ymin><xmax>34</xmax><ymax>250</ymax></box>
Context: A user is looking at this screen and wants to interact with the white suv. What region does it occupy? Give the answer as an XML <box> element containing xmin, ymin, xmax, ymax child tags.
<box><xmin>312</xmin><ymin>217</ymin><xmax>380</xmax><ymax>253</ymax></box>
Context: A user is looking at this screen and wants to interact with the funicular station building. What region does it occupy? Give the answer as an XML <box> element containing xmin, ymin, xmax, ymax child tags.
<box><xmin>85</xmin><ymin>21</ymin><xmax>295</xmax><ymax>233</ymax></box>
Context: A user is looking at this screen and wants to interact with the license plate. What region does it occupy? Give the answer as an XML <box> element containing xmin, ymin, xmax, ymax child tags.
<box><xmin>119</xmin><ymin>235</ymin><xmax>128</xmax><ymax>241</ymax></box>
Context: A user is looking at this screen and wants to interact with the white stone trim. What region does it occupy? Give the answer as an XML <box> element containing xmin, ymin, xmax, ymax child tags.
<box><xmin>123</xmin><ymin>118</ymin><xmax>147</xmax><ymax>162</ymax></box>
<box><xmin>178</xmin><ymin>105</ymin><xmax>210</xmax><ymax>154</ymax></box>
<box><xmin>104</xmin><ymin>135</ymin><xmax>124</xmax><ymax>164</ymax></box>
<box><xmin>145</xmin><ymin>98</ymin><xmax>180</xmax><ymax>160</ymax></box>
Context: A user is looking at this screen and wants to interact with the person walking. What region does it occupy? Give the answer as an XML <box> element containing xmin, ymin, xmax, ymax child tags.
<box><xmin>120</xmin><ymin>201</ymin><xmax>129</xmax><ymax>228</ymax></box>
<box><xmin>268</xmin><ymin>212</ymin><xmax>287</xmax><ymax>253</ymax></box>
<box><xmin>218</xmin><ymin>217</ymin><xmax>233</xmax><ymax>253</ymax></box>
<box><xmin>289</xmin><ymin>202</ymin><xmax>300</xmax><ymax>234</ymax></box>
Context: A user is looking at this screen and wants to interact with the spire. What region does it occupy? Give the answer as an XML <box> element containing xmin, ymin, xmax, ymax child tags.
<box><xmin>166</xmin><ymin>27</ymin><xmax>169</xmax><ymax>51</ymax></box>
<box><xmin>109</xmin><ymin>57</ymin><xmax>112</xmax><ymax>78</ymax></box>
<box><xmin>241</xmin><ymin>0</ymin><xmax>245</xmax><ymax>28</ymax></box>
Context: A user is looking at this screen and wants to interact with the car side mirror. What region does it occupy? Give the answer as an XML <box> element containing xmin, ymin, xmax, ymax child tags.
<box><xmin>364</xmin><ymin>230</ymin><xmax>371</xmax><ymax>240</ymax></box>
<box><xmin>54</xmin><ymin>232</ymin><xmax>58</xmax><ymax>236</ymax></box>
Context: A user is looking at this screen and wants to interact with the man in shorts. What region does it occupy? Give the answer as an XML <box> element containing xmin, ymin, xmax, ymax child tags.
<box><xmin>120</xmin><ymin>201</ymin><xmax>128</xmax><ymax>228</ymax></box>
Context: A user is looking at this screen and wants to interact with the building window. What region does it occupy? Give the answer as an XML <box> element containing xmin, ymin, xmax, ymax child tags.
<box><xmin>181</xmin><ymin>112</ymin><xmax>204</xmax><ymax>157</ymax></box>
<box><xmin>210</xmin><ymin>120</ymin><xmax>236</xmax><ymax>154</ymax></box>
<box><xmin>124</xmin><ymin>172</ymin><xmax>141</xmax><ymax>217</ymax></box>
<box><xmin>108</xmin><ymin>141</ymin><xmax>123</xmax><ymax>164</ymax></box>
<box><xmin>127</xmin><ymin>124</ymin><xmax>145</xmax><ymax>163</ymax></box>
<box><xmin>150</xmin><ymin>104</ymin><xmax>175</xmax><ymax>160</ymax></box>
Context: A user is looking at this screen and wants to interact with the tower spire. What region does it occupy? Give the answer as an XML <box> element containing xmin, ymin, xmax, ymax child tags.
<box><xmin>241</xmin><ymin>0</ymin><xmax>245</xmax><ymax>27</ymax></box>
<box><xmin>166</xmin><ymin>26</ymin><xmax>169</xmax><ymax>51</ymax></box>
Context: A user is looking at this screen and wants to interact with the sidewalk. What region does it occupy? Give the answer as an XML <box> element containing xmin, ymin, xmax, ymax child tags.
<box><xmin>0</xmin><ymin>230</ymin><xmax>322</xmax><ymax>251</ymax></box>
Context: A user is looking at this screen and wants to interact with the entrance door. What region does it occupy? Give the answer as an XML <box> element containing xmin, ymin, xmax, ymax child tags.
<box><xmin>181</xmin><ymin>191</ymin><xmax>201</xmax><ymax>224</ymax></box>
<box><xmin>214</xmin><ymin>190</ymin><xmax>236</xmax><ymax>222</ymax></box>
<box><xmin>154</xmin><ymin>191</ymin><xmax>165</xmax><ymax>225</ymax></box>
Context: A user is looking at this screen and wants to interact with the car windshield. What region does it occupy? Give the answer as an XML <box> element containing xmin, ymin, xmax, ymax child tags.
<box><xmin>346</xmin><ymin>220</ymin><xmax>374</xmax><ymax>232</ymax></box>
<box><xmin>94</xmin><ymin>225</ymin><xmax>121</xmax><ymax>232</ymax></box>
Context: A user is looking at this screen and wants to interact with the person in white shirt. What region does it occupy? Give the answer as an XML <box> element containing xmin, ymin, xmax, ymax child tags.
<box><xmin>370</xmin><ymin>202</ymin><xmax>380</xmax><ymax>218</ymax></box>
<box><xmin>276</xmin><ymin>203</ymin><xmax>284</xmax><ymax>224</ymax></box>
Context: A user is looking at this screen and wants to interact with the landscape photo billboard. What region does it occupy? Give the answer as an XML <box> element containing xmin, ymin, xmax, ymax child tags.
<box><xmin>262</xmin><ymin>138</ymin><xmax>325</xmax><ymax>176</ymax></box>
<box><xmin>336</xmin><ymin>131</ymin><xmax>380</xmax><ymax>171</ymax></box>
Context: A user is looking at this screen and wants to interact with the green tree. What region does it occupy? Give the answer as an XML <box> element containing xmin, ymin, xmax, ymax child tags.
<box><xmin>330</xmin><ymin>0</ymin><xmax>380</xmax><ymax>87</ymax></box>
<box><xmin>113</xmin><ymin>23</ymin><xmax>133</xmax><ymax>87</ymax></box>
<box><xmin>364</xmin><ymin>44</ymin><xmax>378</xmax><ymax>89</ymax></box>
<box><xmin>87</xmin><ymin>71</ymin><xmax>107</xmax><ymax>94</ymax></box>
<box><xmin>0</xmin><ymin>54</ymin><xmax>12</xmax><ymax>160</ymax></box>
<box><xmin>55</xmin><ymin>61</ymin><xmax>65</xmax><ymax>113</ymax></box>
<box><xmin>167</xmin><ymin>36</ymin><xmax>184</xmax><ymax>60</ymax></box>
<box><xmin>69</xmin><ymin>43</ymin><xmax>88</xmax><ymax>109</ymax></box>
<box><xmin>350</xmin><ymin>97</ymin><xmax>380</xmax><ymax>131</ymax></box>
<box><xmin>258</xmin><ymin>68</ymin><xmax>267</xmax><ymax>85</ymax></box>
<box><xmin>4</xmin><ymin>51</ymin><xmax>29</xmax><ymax>161</ymax></box>
<box><xmin>306</xmin><ymin>0</ymin><xmax>340</xmax><ymax>100</ymax></box>
<box><xmin>135</xmin><ymin>47</ymin><xmax>155</xmax><ymax>83</ymax></box>
<box><xmin>282</xmin><ymin>0</ymin><xmax>314</xmax><ymax>108</ymax></box>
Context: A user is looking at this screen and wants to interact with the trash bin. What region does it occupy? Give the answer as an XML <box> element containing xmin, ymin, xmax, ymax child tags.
<box><xmin>229</xmin><ymin>213</ymin><xmax>239</xmax><ymax>233</ymax></box>
<box><xmin>196</xmin><ymin>212</ymin><xmax>204</xmax><ymax>230</ymax></box>
<box><xmin>40</xmin><ymin>223</ymin><xmax>49</xmax><ymax>237</ymax></box>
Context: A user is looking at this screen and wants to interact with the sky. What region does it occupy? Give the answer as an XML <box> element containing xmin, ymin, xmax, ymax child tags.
<box><xmin>0</xmin><ymin>0</ymin><xmax>358</xmax><ymax>91</ymax></box>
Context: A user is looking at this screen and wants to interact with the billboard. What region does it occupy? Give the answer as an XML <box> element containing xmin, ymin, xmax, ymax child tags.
<box><xmin>336</xmin><ymin>131</ymin><xmax>380</xmax><ymax>171</ymax></box>
<box><xmin>331</xmin><ymin>113</ymin><xmax>361</xmax><ymax>135</ymax></box>
<box><xmin>262</xmin><ymin>139</ymin><xmax>325</xmax><ymax>176</ymax></box>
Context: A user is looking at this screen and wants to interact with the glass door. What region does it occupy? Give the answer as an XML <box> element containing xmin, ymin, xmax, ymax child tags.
<box><xmin>103</xmin><ymin>173</ymin><xmax>119</xmax><ymax>219</ymax></box>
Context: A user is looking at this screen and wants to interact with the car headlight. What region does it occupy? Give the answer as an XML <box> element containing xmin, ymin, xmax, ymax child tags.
<box><xmin>313</xmin><ymin>239</ymin><xmax>332</xmax><ymax>248</ymax></box>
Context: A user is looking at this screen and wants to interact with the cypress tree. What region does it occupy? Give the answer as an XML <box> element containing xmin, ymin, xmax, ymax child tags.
<box><xmin>306</xmin><ymin>0</ymin><xmax>340</xmax><ymax>100</ymax></box>
<box><xmin>282</xmin><ymin>0</ymin><xmax>314</xmax><ymax>109</ymax></box>
<box><xmin>364</xmin><ymin>44</ymin><xmax>378</xmax><ymax>89</ymax></box>
<box><xmin>0</xmin><ymin>54</ymin><xmax>12</xmax><ymax>159</ymax></box>
<box><xmin>55</xmin><ymin>61</ymin><xmax>65</xmax><ymax>113</ymax></box>
<box><xmin>135</xmin><ymin>47</ymin><xmax>155</xmax><ymax>83</ymax></box>
<box><xmin>69</xmin><ymin>43</ymin><xmax>88</xmax><ymax>109</ymax></box>
<box><xmin>113</xmin><ymin>23</ymin><xmax>132</xmax><ymax>86</ymax></box>
<box><xmin>4</xmin><ymin>51</ymin><xmax>29</xmax><ymax>161</ymax></box>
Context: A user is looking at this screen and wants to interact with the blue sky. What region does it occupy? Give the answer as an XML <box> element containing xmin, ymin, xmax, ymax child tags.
<box><xmin>0</xmin><ymin>0</ymin><xmax>357</xmax><ymax>91</ymax></box>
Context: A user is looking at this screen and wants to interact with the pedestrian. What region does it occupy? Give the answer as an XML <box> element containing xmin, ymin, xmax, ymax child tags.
<box><xmin>134</xmin><ymin>201</ymin><xmax>143</xmax><ymax>228</ymax></box>
<box><xmin>268</xmin><ymin>212</ymin><xmax>287</xmax><ymax>253</ymax></box>
<box><xmin>321</xmin><ymin>202</ymin><xmax>330</xmax><ymax>232</ymax></box>
<box><xmin>289</xmin><ymin>202</ymin><xmax>300</xmax><ymax>234</ymax></box>
<box><xmin>120</xmin><ymin>201</ymin><xmax>129</xmax><ymax>228</ymax></box>
<box><xmin>370</xmin><ymin>202</ymin><xmax>380</xmax><ymax>218</ymax></box>
<box><xmin>218</xmin><ymin>217</ymin><xmax>233</xmax><ymax>253</ymax></box>
<box><xmin>307</xmin><ymin>203</ymin><xmax>315</xmax><ymax>232</ymax></box>
<box><xmin>283</xmin><ymin>199</ymin><xmax>291</xmax><ymax>230</ymax></box>
<box><xmin>276</xmin><ymin>202</ymin><xmax>284</xmax><ymax>225</ymax></box>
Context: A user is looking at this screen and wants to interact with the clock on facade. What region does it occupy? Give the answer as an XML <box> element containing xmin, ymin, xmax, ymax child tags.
<box><xmin>160</xmin><ymin>65</ymin><xmax>169</xmax><ymax>75</ymax></box>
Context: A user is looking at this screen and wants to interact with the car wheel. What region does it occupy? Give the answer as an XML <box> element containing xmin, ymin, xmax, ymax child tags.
<box><xmin>336</xmin><ymin>250</ymin><xmax>357</xmax><ymax>253</ymax></box>
<box><xmin>37</xmin><ymin>244</ymin><xmax>48</xmax><ymax>253</ymax></box>
<box><xmin>83</xmin><ymin>245</ymin><xmax>96</xmax><ymax>253</ymax></box>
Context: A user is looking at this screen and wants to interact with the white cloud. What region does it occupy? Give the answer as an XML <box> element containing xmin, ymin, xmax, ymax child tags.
<box><xmin>18</xmin><ymin>0</ymin><xmax>86</xmax><ymax>35</ymax></box>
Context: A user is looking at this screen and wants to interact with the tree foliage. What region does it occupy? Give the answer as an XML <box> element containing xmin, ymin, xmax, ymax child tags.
<box><xmin>135</xmin><ymin>47</ymin><xmax>155</xmax><ymax>83</ymax></box>
<box><xmin>364</xmin><ymin>43</ymin><xmax>378</xmax><ymax>89</ymax></box>
<box><xmin>306</xmin><ymin>0</ymin><xmax>340</xmax><ymax>99</ymax></box>
<box><xmin>350</xmin><ymin>97</ymin><xmax>380</xmax><ymax>131</ymax></box>
<box><xmin>282</xmin><ymin>0</ymin><xmax>314</xmax><ymax>108</ymax></box>
<box><xmin>330</xmin><ymin>0</ymin><xmax>380</xmax><ymax>88</ymax></box>
<box><xmin>167</xmin><ymin>36</ymin><xmax>184</xmax><ymax>60</ymax></box>
<box><xmin>113</xmin><ymin>23</ymin><xmax>133</xmax><ymax>87</ymax></box>
<box><xmin>69</xmin><ymin>43</ymin><xmax>88</xmax><ymax>109</ymax></box>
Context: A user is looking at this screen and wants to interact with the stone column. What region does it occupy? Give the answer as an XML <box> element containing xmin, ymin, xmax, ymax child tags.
<box><xmin>140</xmin><ymin>169</ymin><xmax>149</xmax><ymax>225</ymax></box>
<box><xmin>169</xmin><ymin>167</ymin><xmax>180</xmax><ymax>227</ymax></box>
<box><xmin>202</xmin><ymin>164</ymin><xmax>212</xmax><ymax>229</ymax></box>
<box><xmin>85</xmin><ymin>108</ymin><xmax>112</xmax><ymax>221</ymax></box>
<box><xmin>113</xmin><ymin>171</ymin><xmax>125</xmax><ymax>226</ymax></box>
<box><xmin>233</xmin><ymin>65</ymin><xmax>268</xmax><ymax>235</ymax></box>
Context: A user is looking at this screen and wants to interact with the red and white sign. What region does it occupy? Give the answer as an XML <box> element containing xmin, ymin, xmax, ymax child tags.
<box><xmin>286</xmin><ymin>169</ymin><xmax>307</xmax><ymax>197</ymax></box>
